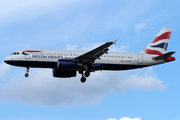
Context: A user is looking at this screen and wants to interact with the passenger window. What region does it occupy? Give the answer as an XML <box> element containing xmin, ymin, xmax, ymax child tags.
<box><xmin>17</xmin><ymin>52</ymin><xmax>19</xmax><ymax>55</ymax></box>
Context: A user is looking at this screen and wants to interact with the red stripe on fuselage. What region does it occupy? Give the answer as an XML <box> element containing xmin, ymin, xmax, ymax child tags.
<box><xmin>143</xmin><ymin>48</ymin><xmax>163</xmax><ymax>55</ymax></box>
<box><xmin>151</xmin><ymin>32</ymin><xmax>171</xmax><ymax>43</ymax></box>
<box><xmin>23</xmin><ymin>50</ymin><xmax>42</xmax><ymax>53</ymax></box>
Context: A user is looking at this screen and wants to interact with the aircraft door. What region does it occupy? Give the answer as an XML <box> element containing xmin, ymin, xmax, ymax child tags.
<box><xmin>137</xmin><ymin>53</ymin><xmax>143</xmax><ymax>64</ymax></box>
<box><xmin>24</xmin><ymin>51</ymin><xmax>31</xmax><ymax>59</ymax></box>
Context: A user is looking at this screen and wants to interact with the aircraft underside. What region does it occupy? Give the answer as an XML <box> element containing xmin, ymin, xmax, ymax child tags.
<box><xmin>5</xmin><ymin>60</ymin><xmax>146</xmax><ymax>71</ymax></box>
<box><xmin>5</xmin><ymin>60</ymin><xmax>148</xmax><ymax>83</ymax></box>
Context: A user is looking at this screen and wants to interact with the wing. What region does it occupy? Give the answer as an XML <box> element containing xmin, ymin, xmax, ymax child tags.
<box><xmin>74</xmin><ymin>40</ymin><xmax>117</xmax><ymax>64</ymax></box>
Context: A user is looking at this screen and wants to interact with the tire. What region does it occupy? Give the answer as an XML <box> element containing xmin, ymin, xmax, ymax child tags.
<box><xmin>85</xmin><ymin>71</ymin><xmax>90</xmax><ymax>77</ymax></box>
<box><xmin>80</xmin><ymin>77</ymin><xmax>86</xmax><ymax>83</ymax></box>
<box><xmin>25</xmin><ymin>73</ymin><xmax>29</xmax><ymax>77</ymax></box>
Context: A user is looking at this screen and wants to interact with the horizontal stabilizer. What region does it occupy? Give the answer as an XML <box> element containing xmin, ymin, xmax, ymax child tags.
<box><xmin>153</xmin><ymin>51</ymin><xmax>176</xmax><ymax>61</ymax></box>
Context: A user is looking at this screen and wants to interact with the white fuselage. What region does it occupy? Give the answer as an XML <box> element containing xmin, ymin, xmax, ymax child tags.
<box><xmin>4</xmin><ymin>49</ymin><xmax>165</xmax><ymax>71</ymax></box>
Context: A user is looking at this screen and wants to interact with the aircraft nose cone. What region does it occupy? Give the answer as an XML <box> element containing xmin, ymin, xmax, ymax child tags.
<box><xmin>4</xmin><ymin>56</ymin><xmax>11</xmax><ymax>64</ymax></box>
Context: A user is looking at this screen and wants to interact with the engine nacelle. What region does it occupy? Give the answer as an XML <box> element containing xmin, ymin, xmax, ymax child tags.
<box><xmin>53</xmin><ymin>68</ymin><xmax>76</xmax><ymax>78</ymax></box>
<box><xmin>57</xmin><ymin>59</ymin><xmax>81</xmax><ymax>69</ymax></box>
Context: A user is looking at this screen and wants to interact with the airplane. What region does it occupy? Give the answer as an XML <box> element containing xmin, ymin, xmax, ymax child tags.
<box><xmin>4</xmin><ymin>28</ymin><xmax>175</xmax><ymax>83</ymax></box>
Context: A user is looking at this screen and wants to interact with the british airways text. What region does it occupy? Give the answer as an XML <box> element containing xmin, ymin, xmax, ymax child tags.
<box><xmin>32</xmin><ymin>55</ymin><xmax>63</xmax><ymax>59</ymax></box>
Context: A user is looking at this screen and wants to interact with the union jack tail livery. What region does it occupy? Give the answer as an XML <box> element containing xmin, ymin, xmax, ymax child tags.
<box><xmin>143</xmin><ymin>28</ymin><xmax>172</xmax><ymax>55</ymax></box>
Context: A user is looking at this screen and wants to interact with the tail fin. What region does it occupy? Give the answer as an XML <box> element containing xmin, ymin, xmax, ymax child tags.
<box><xmin>142</xmin><ymin>28</ymin><xmax>172</xmax><ymax>55</ymax></box>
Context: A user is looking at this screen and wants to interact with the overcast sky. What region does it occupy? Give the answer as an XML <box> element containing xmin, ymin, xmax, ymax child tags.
<box><xmin>0</xmin><ymin>0</ymin><xmax>179</xmax><ymax>120</ymax></box>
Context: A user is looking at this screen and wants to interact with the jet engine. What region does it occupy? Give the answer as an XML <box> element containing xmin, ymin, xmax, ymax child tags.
<box><xmin>57</xmin><ymin>59</ymin><xmax>82</xmax><ymax>69</ymax></box>
<box><xmin>52</xmin><ymin>68</ymin><xmax>76</xmax><ymax>78</ymax></box>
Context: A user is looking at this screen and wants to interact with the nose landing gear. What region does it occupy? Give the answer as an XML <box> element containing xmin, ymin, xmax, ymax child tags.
<box><xmin>25</xmin><ymin>67</ymin><xmax>29</xmax><ymax>77</ymax></box>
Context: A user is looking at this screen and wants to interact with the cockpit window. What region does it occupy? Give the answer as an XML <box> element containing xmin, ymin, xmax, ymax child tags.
<box><xmin>11</xmin><ymin>52</ymin><xmax>19</xmax><ymax>55</ymax></box>
<box><xmin>11</xmin><ymin>52</ymin><xmax>15</xmax><ymax>55</ymax></box>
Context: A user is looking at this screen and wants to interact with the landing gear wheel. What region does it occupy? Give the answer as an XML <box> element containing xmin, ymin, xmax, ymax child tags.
<box><xmin>85</xmin><ymin>71</ymin><xmax>90</xmax><ymax>77</ymax></box>
<box><xmin>25</xmin><ymin>67</ymin><xmax>30</xmax><ymax>77</ymax></box>
<box><xmin>81</xmin><ymin>76</ymin><xmax>86</xmax><ymax>83</ymax></box>
<box><xmin>25</xmin><ymin>73</ymin><xmax>29</xmax><ymax>77</ymax></box>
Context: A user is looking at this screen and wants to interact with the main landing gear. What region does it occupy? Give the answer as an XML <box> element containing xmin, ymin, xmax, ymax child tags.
<box><xmin>25</xmin><ymin>67</ymin><xmax>29</xmax><ymax>77</ymax></box>
<box><xmin>80</xmin><ymin>71</ymin><xmax>90</xmax><ymax>83</ymax></box>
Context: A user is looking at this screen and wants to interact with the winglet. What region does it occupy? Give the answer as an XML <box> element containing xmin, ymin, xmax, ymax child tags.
<box><xmin>113</xmin><ymin>39</ymin><xmax>117</xmax><ymax>44</ymax></box>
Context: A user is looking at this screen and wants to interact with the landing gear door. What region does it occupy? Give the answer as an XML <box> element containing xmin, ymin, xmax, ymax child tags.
<box><xmin>24</xmin><ymin>51</ymin><xmax>31</xmax><ymax>59</ymax></box>
<box><xmin>137</xmin><ymin>53</ymin><xmax>143</xmax><ymax>64</ymax></box>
